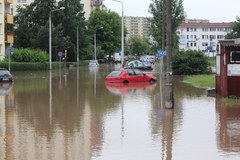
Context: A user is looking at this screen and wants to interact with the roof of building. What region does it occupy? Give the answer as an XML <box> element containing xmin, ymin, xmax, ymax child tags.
<box><xmin>180</xmin><ymin>22</ymin><xmax>233</xmax><ymax>27</ymax></box>
<box><xmin>219</xmin><ymin>39</ymin><xmax>240</xmax><ymax>47</ymax></box>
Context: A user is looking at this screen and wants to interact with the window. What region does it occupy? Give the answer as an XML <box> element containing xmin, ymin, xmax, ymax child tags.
<box><xmin>202</xmin><ymin>28</ymin><xmax>208</xmax><ymax>32</ymax></box>
<box><xmin>127</xmin><ymin>70</ymin><xmax>135</xmax><ymax>76</ymax></box>
<box><xmin>187</xmin><ymin>28</ymin><xmax>189</xmax><ymax>32</ymax></box>
<box><xmin>230</xmin><ymin>51</ymin><xmax>240</xmax><ymax>63</ymax></box>
<box><xmin>210</xmin><ymin>35</ymin><xmax>216</xmax><ymax>40</ymax></box>
<box><xmin>202</xmin><ymin>35</ymin><xmax>208</xmax><ymax>39</ymax></box>
<box><xmin>134</xmin><ymin>70</ymin><xmax>144</xmax><ymax>76</ymax></box>
<box><xmin>202</xmin><ymin>42</ymin><xmax>208</xmax><ymax>46</ymax></box>
<box><xmin>210</xmin><ymin>27</ymin><xmax>216</xmax><ymax>31</ymax></box>
<box><xmin>217</xmin><ymin>35</ymin><xmax>224</xmax><ymax>39</ymax></box>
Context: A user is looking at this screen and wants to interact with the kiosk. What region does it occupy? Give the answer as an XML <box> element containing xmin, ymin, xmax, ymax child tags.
<box><xmin>216</xmin><ymin>39</ymin><xmax>240</xmax><ymax>97</ymax></box>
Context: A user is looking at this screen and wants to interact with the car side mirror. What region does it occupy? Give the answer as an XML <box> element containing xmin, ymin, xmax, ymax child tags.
<box><xmin>143</xmin><ymin>73</ymin><xmax>146</xmax><ymax>76</ymax></box>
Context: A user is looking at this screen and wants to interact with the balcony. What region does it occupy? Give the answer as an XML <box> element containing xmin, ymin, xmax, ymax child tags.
<box><xmin>5</xmin><ymin>34</ymin><xmax>14</xmax><ymax>44</ymax></box>
<box><xmin>5</xmin><ymin>0</ymin><xmax>13</xmax><ymax>4</ymax></box>
<box><xmin>5</xmin><ymin>14</ymin><xmax>13</xmax><ymax>24</ymax></box>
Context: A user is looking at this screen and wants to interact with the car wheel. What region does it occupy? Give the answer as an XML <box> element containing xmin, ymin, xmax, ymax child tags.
<box><xmin>123</xmin><ymin>80</ymin><xmax>129</xmax><ymax>85</ymax></box>
<box><xmin>149</xmin><ymin>79</ymin><xmax>156</xmax><ymax>84</ymax></box>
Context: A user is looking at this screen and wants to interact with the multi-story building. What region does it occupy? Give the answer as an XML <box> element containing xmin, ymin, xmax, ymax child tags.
<box><xmin>177</xmin><ymin>19</ymin><xmax>232</xmax><ymax>53</ymax></box>
<box><xmin>124</xmin><ymin>16</ymin><xmax>151</xmax><ymax>41</ymax></box>
<box><xmin>0</xmin><ymin>0</ymin><xmax>14</xmax><ymax>60</ymax></box>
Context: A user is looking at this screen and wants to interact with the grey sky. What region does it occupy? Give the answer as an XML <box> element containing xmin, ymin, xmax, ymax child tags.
<box><xmin>104</xmin><ymin>0</ymin><xmax>240</xmax><ymax>22</ymax></box>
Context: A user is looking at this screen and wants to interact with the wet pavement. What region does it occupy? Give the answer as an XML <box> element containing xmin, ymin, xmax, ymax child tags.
<box><xmin>0</xmin><ymin>63</ymin><xmax>240</xmax><ymax>160</ymax></box>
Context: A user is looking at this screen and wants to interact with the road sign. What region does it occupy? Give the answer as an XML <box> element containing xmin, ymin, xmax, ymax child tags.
<box><xmin>58</xmin><ymin>51</ymin><xmax>63</xmax><ymax>57</ymax></box>
<box><xmin>157</xmin><ymin>50</ymin><xmax>167</xmax><ymax>57</ymax></box>
<box><xmin>5</xmin><ymin>46</ymin><xmax>14</xmax><ymax>56</ymax></box>
<box><xmin>118</xmin><ymin>51</ymin><xmax>122</xmax><ymax>56</ymax></box>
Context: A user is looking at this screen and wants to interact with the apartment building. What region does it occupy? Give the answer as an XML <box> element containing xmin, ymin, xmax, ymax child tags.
<box><xmin>0</xmin><ymin>0</ymin><xmax>14</xmax><ymax>60</ymax></box>
<box><xmin>177</xmin><ymin>19</ymin><xmax>232</xmax><ymax>53</ymax></box>
<box><xmin>124</xmin><ymin>16</ymin><xmax>151</xmax><ymax>42</ymax></box>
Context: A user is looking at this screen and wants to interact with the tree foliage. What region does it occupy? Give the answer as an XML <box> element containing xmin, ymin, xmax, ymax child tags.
<box><xmin>173</xmin><ymin>50</ymin><xmax>211</xmax><ymax>75</ymax></box>
<box><xmin>225</xmin><ymin>16</ymin><xmax>240</xmax><ymax>39</ymax></box>
<box><xmin>88</xmin><ymin>8</ymin><xmax>122</xmax><ymax>59</ymax></box>
<box><xmin>14</xmin><ymin>0</ymin><xmax>88</xmax><ymax>61</ymax></box>
<box><xmin>149</xmin><ymin>0</ymin><xmax>185</xmax><ymax>52</ymax></box>
<box><xmin>128</xmin><ymin>36</ymin><xmax>151</xmax><ymax>56</ymax></box>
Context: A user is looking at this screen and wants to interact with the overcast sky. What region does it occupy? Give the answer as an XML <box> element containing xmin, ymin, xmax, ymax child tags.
<box><xmin>103</xmin><ymin>0</ymin><xmax>240</xmax><ymax>22</ymax></box>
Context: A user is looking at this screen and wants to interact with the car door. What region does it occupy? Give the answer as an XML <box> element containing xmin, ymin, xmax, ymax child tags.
<box><xmin>133</xmin><ymin>69</ymin><xmax>147</xmax><ymax>82</ymax></box>
<box><xmin>126</xmin><ymin>69</ymin><xmax>136</xmax><ymax>82</ymax></box>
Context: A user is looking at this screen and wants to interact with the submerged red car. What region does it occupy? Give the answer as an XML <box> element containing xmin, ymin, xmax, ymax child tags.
<box><xmin>105</xmin><ymin>69</ymin><xmax>157</xmax><ymax>84</ymax></box>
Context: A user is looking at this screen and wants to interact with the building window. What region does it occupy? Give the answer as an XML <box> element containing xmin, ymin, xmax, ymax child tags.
<box><xmin>210</xmin><ymin>35</ymin><xmax>216</xmax><ymax>40</ymax></box>
<box><xmin>202</xmin><ymin>35</ymin><xmax>208</xmax><ymax>39</ymax></box>
<box><xmin>217</xmin><ymin>35</ymin><xmax>224</xmax><ymax>39</ymax></box>
<box><xmin>187</xmin><ymin>35</ymin><xmax>189</xmax><ymax>39</ymax></box>
<box><xmin>202</xmin><ymin>28</ymin><xmax>208</xmax><ymax>32</ymax></box>
<box><xmin>187</xmin><ymin>28</ymin><xmax>189</xmax><ymax>32</ymax></box>
<box><xmin>202</xmin><ymin>42</ymin><xmax>208</xmax><ymax>46</ymax></box>
<box><xmin>210</xmin><ymin>27</ymin><xmax>216</xmax><ymax>31</ymax></box>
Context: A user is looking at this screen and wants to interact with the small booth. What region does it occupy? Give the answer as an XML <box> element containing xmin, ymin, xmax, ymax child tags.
<box><xmin>216</xmin><ymin>38</ymin><xmax>240</xmax><ymax>97</ymax></box>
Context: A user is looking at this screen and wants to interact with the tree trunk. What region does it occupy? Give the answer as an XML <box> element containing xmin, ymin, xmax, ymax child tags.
<box><xmin>165</xmin><ymin>0</ymin><xmax>174</xmax><ymax>108</ymax></box>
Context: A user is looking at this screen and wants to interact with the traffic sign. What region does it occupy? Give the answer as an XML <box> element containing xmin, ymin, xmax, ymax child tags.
<box><xmin>157</xmin><ymin>50</ymin><xmax>166</xmax><ymax>57</ymax></box>
<box><xmin>58</xmin><ymin>51</ymin><xmax>63</xmax><ymax>57</ymax></box>
<box><xmin>5</xmin><ymin>46</ymin><xmax>14</xmax><ymax>56</ymax></box>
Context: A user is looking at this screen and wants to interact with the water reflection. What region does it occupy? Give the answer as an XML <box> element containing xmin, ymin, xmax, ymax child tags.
<box><xmin>105</xmin><ymin>82</ymin><xmax>157</xmax><ymax>96</ymax></box>
<box><xmin>0</xmin><ymin>65</ymin><xmax>240</xmax><ymax>160</ymax></box>
<box><xmin>216</xmin><ymin>95</ymin><xmax>240</xmax><ymax>153</ymax></box>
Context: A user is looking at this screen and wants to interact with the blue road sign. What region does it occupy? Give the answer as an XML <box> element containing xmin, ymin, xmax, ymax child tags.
<box><xmin>58</xmin><ymin>51</ymin><xmax>63</xmax><ymax>57</ymax></box>
<box><xmin>157</xmin><ymin>50</ymin><xmax>166</xmax><ymax>57</ymax></box>
<box><xmin>118</xmin><ymin>51</ymin><xmax>122</xmax><ymax>56</ymax></box>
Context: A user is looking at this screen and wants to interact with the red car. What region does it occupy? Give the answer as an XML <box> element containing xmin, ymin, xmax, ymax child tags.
<box><xmin>105</xmin><ymin>69</ymin><xmax>157</xmax><ymax>84</ymax></box>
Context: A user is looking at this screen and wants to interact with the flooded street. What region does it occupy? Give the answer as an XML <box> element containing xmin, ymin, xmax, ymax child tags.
<box><xmin>0</xmin><ymin>64</ymin><xmax>240</xmax><ymax>160</ymax></box>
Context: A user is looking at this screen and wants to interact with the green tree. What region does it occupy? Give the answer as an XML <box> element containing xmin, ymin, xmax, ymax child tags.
<box><xmin>225</xmin><ymin>17</ymin><xmax>240</xmax><ymax>39</ymax></box>
<box><xmin>129</xmin><ymin>36</ymin><xmax>151</xmax><ymax>57</ymax></box>
<box><xmin>88</xmin><ymin>8</ymin><xmax>122</xmax><ymax>59</ymax></box>
<box><xmin>173</xmin><ymin>50</ymin><xmax>211</xmax><ymax>75</ymax></box>
<box><xmin>149</xmin><ymin>0</ymin><xmax>185</xmax><ymax>52</ymax></box>
<box><xmin>14</xmin><ymin>0</ymin><xmax>88</xmax><ymax>62</ymax></box>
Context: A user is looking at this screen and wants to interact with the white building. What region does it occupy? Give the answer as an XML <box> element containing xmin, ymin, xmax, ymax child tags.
<box><xmin>124</xmin><ymin>16</ymin><xmax>151</xmax><ymax>42</ymax></box>
<box><xmin>0</xmin><ymin>0</ymin><xmax>14</xmax><ymax>60</ymax></box>
<box><xmin>177</xmin><ymin>19</ymin><xmax>232</xmax><ymax>54</ymax></box>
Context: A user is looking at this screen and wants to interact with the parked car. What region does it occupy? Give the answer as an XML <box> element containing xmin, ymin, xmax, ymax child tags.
<box><xmin>0</xmin><ymin>68</ymin><xmax>13</xmax><ymax>82</ymax></box>
<box><xmin>124</xmin><ymin>60</ymin><xmax>153</xmax><ymax>70</ymax></box>
<box><xmin>88</xmin><ymin>60</ymin><xmax>99</xmax><ymax>67</ymax></box>
<box><xmin>105</xmin><ymin>69</ymin><xmax>157</xmax><ymax>84</ymax></box>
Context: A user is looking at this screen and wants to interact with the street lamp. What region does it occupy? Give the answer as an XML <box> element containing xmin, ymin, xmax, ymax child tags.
<box><xmin>94</xmin><ymin>27</ymin><xmax>103</xmax><ymax>61</ymax></box>
<box><xmin>76</xmin><ymin>12</ymin><xmax>81</xmax><ymax>64</ymax></box>
<box><xmin>112</xmin><ymin>0</ymin><xmax>124</xmax><ymax>66</ymax></box>
<box><xmin>49</xmin><ymin>7</ymin><xmax>65</xmax><ymax>70</ymax></box>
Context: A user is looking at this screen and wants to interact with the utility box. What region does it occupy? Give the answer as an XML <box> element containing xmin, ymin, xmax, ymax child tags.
<box><xmin>216</xmin><ymin>39</ymin><xmax>240</xmax><ymax>97</ymax></box>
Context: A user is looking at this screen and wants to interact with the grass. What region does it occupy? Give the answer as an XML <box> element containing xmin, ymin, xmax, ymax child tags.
<box><xmin>183</xmin><ymin>74</ymin><xmax>215</xmax><ymax>88</ymax></box>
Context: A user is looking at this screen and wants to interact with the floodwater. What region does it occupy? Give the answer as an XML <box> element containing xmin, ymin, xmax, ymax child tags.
<box><xmin>0</xmin><ymin>63</ymin><xmax>240</xmax><ymax>160</ymax></box>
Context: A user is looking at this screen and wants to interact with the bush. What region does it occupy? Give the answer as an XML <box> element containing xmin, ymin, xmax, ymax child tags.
<box><xmin>173</xmin><ymin>50</ymin><xmax>211</xmax><ymax>75</ymax></box>
<box><xmin>10</xmin><ymin>48</ymin><xmax>48</xmax><ymax>63</ymax></box>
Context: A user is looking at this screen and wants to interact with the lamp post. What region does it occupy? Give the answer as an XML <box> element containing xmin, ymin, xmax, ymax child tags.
<box><xmin>112</xmin><ymin>0</ymin><xmax>124</xmax><ymax>66</ymax></box>
<box><xmin>94</xmin><ymin>27</ymin><xmax>103</xmax><ymax>61</ymax></box>
<box><xmin>49</xmin><ymin>7</ymin><xmax>65</xmax><ymax>70</ymax></box>
<box><xmin>76</xmin><ymin>12</ymin><xmax>81</xmax><ymax>64</ymax></box>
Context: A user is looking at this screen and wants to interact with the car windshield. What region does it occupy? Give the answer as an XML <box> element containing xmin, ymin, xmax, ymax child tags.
<box><xmin>108</xmin><ymin>71</ymin><xmax>122</xmax><ymax>77</ymax></box>
<box><xmin>0</xmin><ymin>70</ymin><xmax>10</xmax><ymax>76</ymax></box>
